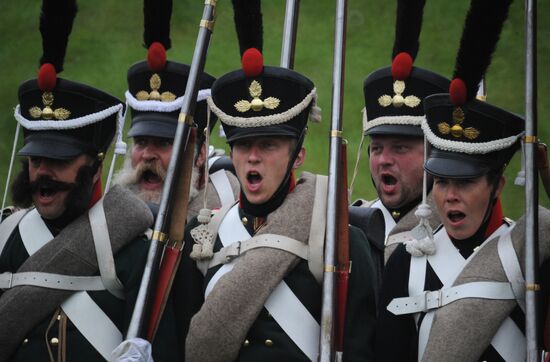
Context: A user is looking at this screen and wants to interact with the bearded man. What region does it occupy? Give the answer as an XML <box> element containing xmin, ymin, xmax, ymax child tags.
<box><xmin>112</xmin><ymin>12</ymin><xmax>238</xmax><ymax>220</ymax></box>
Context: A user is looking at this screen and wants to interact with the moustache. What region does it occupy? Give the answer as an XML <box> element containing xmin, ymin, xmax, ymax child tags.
<box><xmin>135</xmin><ymin>160</ymin><xmax>167</xmax><ymax>181</ymax></box>
<box><xmin>30</xmin><ymin>176</ymin><xmax>76</xmax><ymax>194</ymax></box>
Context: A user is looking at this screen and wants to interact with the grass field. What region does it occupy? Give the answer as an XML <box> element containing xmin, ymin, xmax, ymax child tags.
<box><xmin>0</xmin><ymin>0</ymin><xmax>548</xmax><ymax>218</ymax></box>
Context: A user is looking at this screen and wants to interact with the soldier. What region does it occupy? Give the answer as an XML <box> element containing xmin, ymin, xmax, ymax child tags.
<box><xmin>375</xmin><ymin>0</ymin><xmax>550</xmax><ymax>360</ymax></box>
<box><xmin>352</xmin><ymin>0</ymin><xmax>450</xmax><ymax>278</ymax></box>
<box><xmin>0</xmin><ymin>1</ymin><xmax>178</xmax><ymax>360</ymax></box>
<box><xmin>171</xmin><ymin>45</ymin><xmax>377</xmax><ymax>361</ymax></box>
<box><xmin>113</xmin><ymin>0</ymin><xmax>239</xmax><ymax>220</ymax></box>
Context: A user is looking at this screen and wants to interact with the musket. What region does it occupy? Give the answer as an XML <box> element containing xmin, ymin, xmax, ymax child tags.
<box><xmin>126</xmin><ymin>0</ymin><xmax>218</xmax><ymax>341</ymax></box>
<box><xmin>280</xmin><ymin>0</ymin><xmax>300</xmax><ymax>69</ymax></box>
<box><xmin>524</xmin><ymin>0</ymin><xmax>540</xmax><ymax>359</ymax></box>
<box><xmin>320</xmin><ymin>0</ymin><xmax>348</xmax><ymax>360</ymax></box>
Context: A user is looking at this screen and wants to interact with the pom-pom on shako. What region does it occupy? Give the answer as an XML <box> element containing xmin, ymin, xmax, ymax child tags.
<box><xmin>242</xmin><ymin>48</ymin><xmax>263</xmax><ymax>78</ymax></box>
<box><xmin>147</xmin><ymin>41</ymin><xmax>167</xmax><ymax>73</ymax></box>
<box><xmin>37</xmin><ymin>63</ymin><xmax>57</xmax><ymax>92</ymax></box>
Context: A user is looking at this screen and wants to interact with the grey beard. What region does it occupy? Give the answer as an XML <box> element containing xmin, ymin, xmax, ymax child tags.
<box><xmin>113</xmin><ymin>152</ymin><xmax>201</xmax><ymax>204</ymax></box>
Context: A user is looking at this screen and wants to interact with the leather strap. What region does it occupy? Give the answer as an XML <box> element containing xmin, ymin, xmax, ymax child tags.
<box><xmin>19</xmin><ymin>208</ymin><xmax>51</xmax><ymax>255</ymax></box>
<box><xmin>408</xmin><ymin>254</ymin><xmax>427</xmax><ymax>327</ymax></box>
<box><xmin>370</xmin><ymin>200</ymin><xmax>396</xmax><ymax>243</ymax></box>
<box><xmin>492</xmin><ymin>316</ymin><xmax>526</xmax><ymax>362</ymax></box>
<box><xmin>203</xmin><ymin>204</ymin><xmax>246</xmax><ymax>297</ymax></box>
<box><xmin>0</xmin><ymin>272</ymin><xmax>105</xmax><ymax>291</ymax></box>
<box><xmin>0</xmin><ymin>209</ymin><xmax>28</xmax><ymax>255</ymax></box>
<box><xmin>196</xmin><ymin>201</ymin><xmax>237</xmax><ymax>276</ymax></box>
<box><xmin>89</xmin><ymin>199</ymin><xmax>124</xmax><ymax>299</ymax></box>
<box><xmin>207</xmin><ymin>234</ymin><xmax>309</xmax><ymax>269</ymax></box>
<box><xmin>425</xmin><ymin>229</ymin><xmax>467</xmax><ymax>285</ymax></box>
<box><xmin>497</xmin><ymin>225</ymin><xmax>525</xmax><ymax>312</ymax></box>
<box><xmin>307</xmin><ymin>175</ymin><xmax>327</xmax><ymax>284</ymax></box>
<box><xmin>209</xmin><ymin>170</ymin><xmax>236</xmax><ymax>206</ymax></box>
<box><xmin>61</xmin><ymin>292</ymin><xmax>123</xmax><ymax>361</ymax></box>
<box><xmin>388</xmin><ymin>281</ymin><xmax>516</xmax><ymax>315</ymax></box>
<box><xmin>264</xmin><ymin>281</ymin><xmax>320</xmax><ymax>361</ymax></box>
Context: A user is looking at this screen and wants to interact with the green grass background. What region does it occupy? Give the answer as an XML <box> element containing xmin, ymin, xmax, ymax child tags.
<box><xmin>0</xmin><ymin>1</ymin><xmax>548</xmax><ymax>218</ymax></box>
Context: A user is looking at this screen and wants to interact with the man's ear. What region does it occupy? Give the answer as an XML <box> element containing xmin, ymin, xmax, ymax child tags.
<box><xmin>195</xmin><ymin>143</ymin><xmax>207</xmax><ymax>168</ymax></box>
<box><xmin>293</xmin><ymin>147</ymin><xmax>306</xmax><ymax>169</ymax></box>
<box><xmin>495</xmin><ymin>175</ymin><xmax>506</xmax><ymax>199</ymax></box>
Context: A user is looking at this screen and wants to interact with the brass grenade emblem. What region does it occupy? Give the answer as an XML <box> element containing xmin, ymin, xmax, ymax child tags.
<box><xmin>437</xmin><ymin>107</ymin><xmax>480</xmax><ymax>140</ymax></box>
<box><xmin>234</xmin><ymin>80</ymin><xmax>280</xmax><ymax>112</ymax></box>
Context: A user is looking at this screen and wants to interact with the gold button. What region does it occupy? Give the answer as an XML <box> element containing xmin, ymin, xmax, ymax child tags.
<box><xmin>243</xmin><ymin>339</ymin><xmax>250</xmax><ymax>347</ymax></box>
<box><xmin>264</xmin><ymin>339</ymin><xmax>273</xmax><ymax>347</ymax></box>
<box><xmin>391</xmin><ymin>211</ymin><xmax>400</xmax><ymax>219</ymax></box>
<box><xmin>22</xmin><ymin>338</ymin><xmax>29</xmax><ymax>346</ymax></box>
<box><xmin>50</xmin><ymin>337</ymin><xmax>59</xmax><ymax>346</ymax></box>
<box><xmin>242</xmin><ymin>217</ymin><xmax>248</xmax><ymax>225</ymax></box>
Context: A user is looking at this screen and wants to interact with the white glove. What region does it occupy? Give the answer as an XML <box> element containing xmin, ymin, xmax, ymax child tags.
<box><xmin>110</xmin><ymin>337</ymin><xmax>153</xmax><ymax>362</ymax></box>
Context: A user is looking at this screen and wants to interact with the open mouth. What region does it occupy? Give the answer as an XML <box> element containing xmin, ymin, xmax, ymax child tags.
<box><xmin>142</xmin><ymin>170</ymin><xmax>162</xmax><ymax>184</ymax></box>
<box><xmin>247</xmin><ymin>171</ymin><xmax>263</xmax><ymax>185</ymax></box>
<box><xmin>448</xmin><ymin>211</ymin><xmax>465</xmax><ymax>223</ymax></box>
<box><xmin>382</xmin><ymin>174</ymin><xmax>397</xmax><ymax>185</ymax></box>
<box><xmin>39</xmin><ymin>186</ymin><xmax>58</xmax><ymax>198</ymax></box>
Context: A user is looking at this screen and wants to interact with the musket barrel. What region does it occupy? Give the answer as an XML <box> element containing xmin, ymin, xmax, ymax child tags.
<box><xmin>320</xmin><ymin>0</ymin><xmax>347</xmax><ymax>360</ymax></box>
<box><xmin>280</xmin><ymin>0</ymin><xmax>300</xmax><ymax>69</ymax></box>
<box><xmin>524</xmin><ymin>0</ymin><xmax>539</xmax><ymax>359</ymax></box>
<box><xmin>126</xmin><ymin>0</ymin><xmax>217</xmax><ymax>340</ymax></box>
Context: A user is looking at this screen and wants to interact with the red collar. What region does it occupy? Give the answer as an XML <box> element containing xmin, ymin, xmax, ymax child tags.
<box><xmin>484</xmin><ymin>197</ymin><xmax>504</xmax><ymax>238</ymax></box>
<box><xmin>87</xmin><ymin>180</ymin><xmax>102</xmax><ymax>209</ymax></box>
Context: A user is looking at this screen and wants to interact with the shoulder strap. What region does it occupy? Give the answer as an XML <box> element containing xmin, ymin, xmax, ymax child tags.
<box><xmin>371</xmin><ymin>200</ymin><xmax>396</xmax><ymax>242</ymax></box>
<box><xmin>209</xmin><ymin>169</ymin><xmax>236</xmax><ymax>206</ymax></box>
<box><xmin>0</xmin><ymin>209</ymin><xmax>28</xmax><ymax>255</ymax></box>
<box><xmin>61</xmin><ymin>292</ymin><xmax>123</xmax><ymax>360</ymax></box>
<box><xmin>207</xmin><ymin>201</ymin><xmax>238</xmax><ymax>237</ymax></box>
<box><xmin>89</xmin><ymin>198</ymin><xmax>124</xmax><ymax>299</ymax></box>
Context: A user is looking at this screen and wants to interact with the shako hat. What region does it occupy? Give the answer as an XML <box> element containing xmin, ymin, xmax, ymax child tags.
<box><xmin>423</xmin><ymin>0</ymin><xmax>523</xmax><ymax>179</ymax></box>
<box><xmin>363</xmin><ymin>0</ymin><xmax>450</xmax><ymax>137</ymax></box>
<box><xmin>15</xmin><ymin>0</ymin><xmax>124</xmax><ymax>160</ymax></box>
<box><xmin>126</xmin><ymin>0</ymin><xmax>216</xmax><ymax>143</ymax></box>
<box><xmin>208</xmin><ymin>48</ymin><xmax>318</xmax><ymax>143</ymax></box>
<box><xmin>208</xmin><ymin>0</ymin><xmax>319</xmax><ymax>144</ymax></box>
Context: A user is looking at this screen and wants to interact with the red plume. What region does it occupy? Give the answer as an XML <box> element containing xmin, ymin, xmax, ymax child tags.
<box><xmin>37</xmin><ymin>63</ymin><xmax>57</xmax><ymax>91</ymax></box>
<box><xmin>450</xmin><ymin>78</ymin><xmax>467</xmax><ymax>106</ymax></box>
<box><xmin>147</xmin><ymin>42</ymin><xmax>167</xmax><ymax>72</ymax></box>
<box><xmin>391</xmin><ymin>52</ymin><xmax>413</xmax><ymax>80</ymax></box>
<box><xmin>242</xmin><ymin>48</ymin><xmax>263</xmax><ymax>77</ymax></box>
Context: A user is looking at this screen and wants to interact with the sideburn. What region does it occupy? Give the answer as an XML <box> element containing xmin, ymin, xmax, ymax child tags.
<box><xmin>11</xmin><ymin>160</ymin><xmax>33</xmax><ymax>208</ymax></box>
<box><xmin>61</xmin><ymin>164</ymin><xmax>97</xmax><ymax>222</ymax></box>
